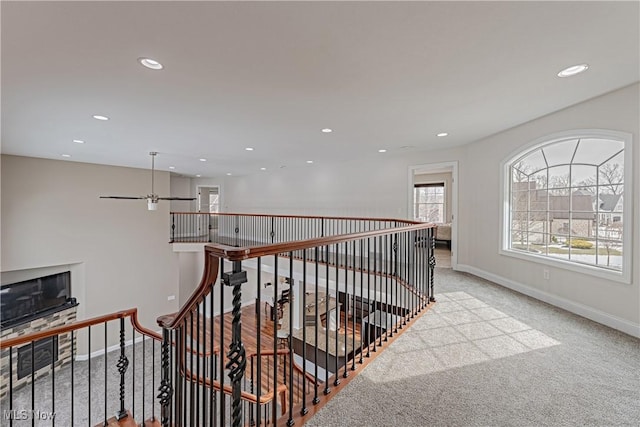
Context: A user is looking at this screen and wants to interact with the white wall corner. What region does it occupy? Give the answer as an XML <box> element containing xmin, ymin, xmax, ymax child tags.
<box><xmin>454</xmin><ymin>264</ymin><xmax>640</xmax><ymax>338</ymax></box>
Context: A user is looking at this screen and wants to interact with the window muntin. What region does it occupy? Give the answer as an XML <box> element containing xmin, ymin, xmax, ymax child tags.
<box><xmin>506</xmin><ymin>135</ymin><xmax>626</xmax><ymax>273</ymax></box>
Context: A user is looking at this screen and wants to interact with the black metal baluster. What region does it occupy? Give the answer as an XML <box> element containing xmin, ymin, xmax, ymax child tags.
<box><xmin>132</xmin><ymin>326</ymin><xmax>136</xmax><ymax>420</ymax></box>
<box><xmin>334</xmin><ymin>243</ymin><xmax>340</xmax><ymax>386</ymax></box>
<box><xmin>142</xmin><ymin>330</ymin><xmax>146</xmax><ymax>424</ymax></box>
<box><xmin>196</xmin><ymin>305</ymin><xmax>201</xmax><ymax>426</ymax></box>
<box><xmin>104</xmin><ymin>322</ymin><xmax>108</xmax><ymax>426</ymax></box>
<box><xmin>214</xmin><ymin>284</ymin><xmax>221</xmax><ymax>427</ymax></box>
<box><xmin>359</xmin><ymin>239</ymin><xmax>364</xmax><ymax>364</ymax></box>
<box><xmin>71</xmin><ymin>332</ymin><xmax>74</xmax><ymax>425</ymax></box>
<box><xmin>324</xmin><ymin>245</ymin><xmax>330</xmax><ymax>395</ymax></box>
<box><xmin>182</xmin><ymin>327</ymin><xmax>187</xmax><ymax>427</ymax></box>
<box><xmin>115</xmin><ymin>318</ymin><xmax>128</xmax><ymax>421</ymax></box>
<box><xmin>31</xmin><ymin>341</ymin><xmax>35</xmax><ymax>427</ymax></box>
<box><xmin>287</xmin><ymin>254</ymin><xmax>294</xmax><ymax>426</ymax></box>
<box><xmin>430</xmin><ymin>227</ymin><xmax>436</xmax><ymax>302</ymax></box>
<box><xmin>151</xmin><ymin>322</ymin><xmax>156</xmax><ymax>421</ymax></box>
<box><xmin>372</xmin><ymin>237</ymin><xmax>378</xmax><ymax>353</ymax></box>
<box><xmin>385</xmin><ymin>234</ymin><xmax>389</xmax><ymax>342</ymax></box>
<box><xmin>219</xmin><ymin>258</ymin><xmax>226</xmax><ymax>426</ymax></box>
<box><xmin>394</xmin><ymin>233</ymin><xmax>399</xmax><ymax>334</ymax></box>
<box><xmin>256</xmin><ymin>259</ymin><xmax>262</xmax><ymax>427</ymax></box>
<box><xmin>351</xmin><ymin>240</ymin><xmax>357</xmax><ymax>371</ymax></box>
<box><xmin>342</xmin><ymin>242</ymin><xmax>348</xmax><ymax>379</ymax></box>
<box><xmin>9</xmin><ymin>347</ymin><xmax>12</xmax><ymax>427</ymax></box>
<box><xmin>88</xmin><ymin>327</ymin><xmax>91</xmax><ymax>427</ymax></box>
<box><xmin>366</xmin><ymin>239</ymin><xmax>371</xmax><ymax>358</ymax></box>
<box><xmin>301</xmin><ymin>248</ymin><xmax>308</xmax><ymax>416</ymax></box>
<box><xmin>158</xmin><ymin>328</ymin><xmax>172</xmax><ymax>427</ymax></box>
<box><xmin>272</xmin><ymin>255</ymin><xmax>279</xmax><ymax>423</ymax></box>
<box><xmin>313</xmin><ymin>247</ymin><xmax>320</xmax><ymax>405</ymax></box>
<box><xmin>189</xmin><ymin>312</ymin><xmax>195</xmax><ymax>426</ymax></box>
<box><xmin>51</xmin><ymin>335</ymin><xmax>55</xmax><ymax>427</ymax></box>
<box><xmin>223</xmin><ymin>260</ymin><xmax>248</xmax><ymax>427</ymax></box>
<box><xmin>201</xmin><ymin>301</ymin><xmax>207</xmax><ymax>427</ymax></box>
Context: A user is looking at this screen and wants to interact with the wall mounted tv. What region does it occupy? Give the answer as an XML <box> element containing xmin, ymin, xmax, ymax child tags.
<box><xmin>0</xmin><ymin>271</ymin><xmax>77</xmax><ymax>328</ymax></box>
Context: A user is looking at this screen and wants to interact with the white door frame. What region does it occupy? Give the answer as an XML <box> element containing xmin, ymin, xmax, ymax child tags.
<box><xmin>408</xmin><ymin>161</ymin><xmax>458</xmax><ymax>269</ymax></box>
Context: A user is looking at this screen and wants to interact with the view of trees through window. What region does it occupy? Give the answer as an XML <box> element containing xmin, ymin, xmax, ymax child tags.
<box><xmin>509</xmin><ymin>136</ymin><xmax>624</xmax><ymax>271</ymax></box>
<box><xmin>414</xmin><ymin>183</ymin><xmax>445</xmax><ymax>223</ymax></box>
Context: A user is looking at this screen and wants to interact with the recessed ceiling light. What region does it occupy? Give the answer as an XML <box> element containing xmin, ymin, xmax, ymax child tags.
<box><xmin>306</xmin><ymin>160</ymin><xmax>314</xmax><ymax>164</ymax></box>
<box><xmin>226</xmin><ymin>173</ymin><xmax>232</xmax><ymax>176</ymax></box>
<box><xmin>73</xmin><ymin>139</ymin><xmax>85</xmax><ymax>144</ymax></box>
<box><xmin>557</xmin><ymin>64</ymin><xmax>589</xmax><ymax>78</ymax></box>
<box><xmin>436</xmin><ymin>132</ymin><xmax>448</xmax><ymax>137</ymax></box>
<box><xmin>196</xmin><ymin>174</ymin><xmax>201</xmax><ymax>177</ymax></box>
<box><xmin>378</xmin><ymin>149</ymin><xmax>387</xmax><ymax>153</ymax></box>
<box><xmin>260</xmin><ymin>167</ymin><xmax>267</xmax><ymax>171</ymax></box>
<box><xmin>321</xmin><ymin>128</ymin><xmax>333</xmax><ymax>133</ymax></box>
<box><xmin>92</xmin><ymin>115</ymin><xmax>109</xmax><ymax>121</ymax></box>
<box><xmin>168</xmin><ymin>166</ymin><xmax>175</xmax><ymax>170</ymax></box>
<box><xmin>199</xmin><ymin>158</ymin><xmax>207</xmax><ymax>162</ymax></box>
<box><xmin>138</xmin><ymin>57</ymin><xmax>164</xmax><ymax>70</ymax></box>
<box><xmin>245</xmin><ymin>147</ymin><xmax>254</xmax><ymax>151</ymax></box>
<box><xmin>61</xmin><ymin>154</ymin><xmax>71</xmax><ymax>158</ymax></box>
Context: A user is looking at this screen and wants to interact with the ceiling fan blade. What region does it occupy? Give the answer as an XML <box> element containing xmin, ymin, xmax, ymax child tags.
<box><xmin>99</xmin><ymin>196</ymin><xmax>146</xmax><ymax>200</ymax></box>
<box><xmin>157</xmin><ymin>197</ymin><xmax>197</xmax><ymax>201</ymax></box>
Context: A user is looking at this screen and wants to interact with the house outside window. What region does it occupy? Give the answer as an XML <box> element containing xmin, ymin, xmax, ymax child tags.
<box><xmin>502</xmin><ymin>130</ymin><xmax>632</xmax><ymax>282</ymax></box>
<box><xmin>414</xmin><ymin>183</ymin><xmax>445</xmax><ymax>223</ymax></box>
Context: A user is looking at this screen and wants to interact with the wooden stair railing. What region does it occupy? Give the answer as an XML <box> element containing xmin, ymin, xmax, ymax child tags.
<box><xmin>1</xmin><ymin>308</ymin><xmax>163</xmax><ymax>426</ymax></box>
<box><xmin>158</xmin><ymin>213</ymin><xmax>436</xmax><ymax>427</ymax></box>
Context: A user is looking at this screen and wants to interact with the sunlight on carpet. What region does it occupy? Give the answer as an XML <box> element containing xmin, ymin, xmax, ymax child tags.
<box><xmin>362</xmin><ymin>291</ymin><xmax>560</xmax><ymax>382</ymax></box>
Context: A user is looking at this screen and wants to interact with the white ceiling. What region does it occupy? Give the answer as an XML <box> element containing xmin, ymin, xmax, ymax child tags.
<box><xmin>2</xmin><ymin>1</ymin><xmax>639</xmax><ymax>178</ymax></box>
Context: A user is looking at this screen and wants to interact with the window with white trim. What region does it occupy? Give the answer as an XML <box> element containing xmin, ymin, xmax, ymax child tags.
<box><xmin>504</xmin><ymin>131</ymin><xmax>631</xmax><ymax>280</ymax></box>
<box><xmin>414</xmin><ymin>183</ymin><xmax>445</xmax><ymax>223</ymax></box>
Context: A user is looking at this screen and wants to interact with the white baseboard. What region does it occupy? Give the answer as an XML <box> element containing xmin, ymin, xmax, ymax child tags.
<box><xmin>455</xmin><ymin>264</ymin><xmax>640</xmax><ymax>338</ymax></box>
<box><xmin>75</xmin><ymin>330</ymin><xmax>161</xmax><ymax>361</ymax></box>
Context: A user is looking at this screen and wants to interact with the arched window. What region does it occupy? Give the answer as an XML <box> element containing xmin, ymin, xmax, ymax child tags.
<box><xmin>502</xmin><ymin>130</ymin><xmax>632</xmax><ymax>282</ymax></box>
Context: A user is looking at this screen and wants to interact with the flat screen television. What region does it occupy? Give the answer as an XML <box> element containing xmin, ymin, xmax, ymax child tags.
<box><xmin>0</xmin><ymin>271</ymin><xmax>75</xmax><ymax>328</ymax></box>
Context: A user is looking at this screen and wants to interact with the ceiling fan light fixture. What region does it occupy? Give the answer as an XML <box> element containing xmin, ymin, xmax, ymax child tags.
<box><xmin>147</xmin><ymin>199</ymin><xmax>158</xmax><ymax>211</ymax></box>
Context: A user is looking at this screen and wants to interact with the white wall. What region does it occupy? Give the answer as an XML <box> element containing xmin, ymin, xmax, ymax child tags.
<box><xmin>457</xmin><ymin>83</ymin><xmax>639</xmax><ymax>336</ymax></box>
<box><xmin>1</xmin><ymin>156</ymin><xmax>180</xmax><ymax>339</ymax></box>
<box><xmin>222</xmin><ymin>84</ymin><xmax>639</xmax><ymax>336</ymax></box>
<box><xmin>170</xmin><ymin>175</ymin><xmax>195</xmax><ymax>212</ymax></box>
<box><xmin>224</xmin><ymin>147</ymin><xmax>466</xmax><ymax>218</ymax></box>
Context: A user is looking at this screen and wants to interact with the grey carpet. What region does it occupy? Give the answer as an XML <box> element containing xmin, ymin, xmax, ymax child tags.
<box><xmin>307</xmin><ymin>268</ymin><xmax>640</xmax><ymax>427</ymax></box>
<box><xmin>3</xmin><ymin>268</ymin><xmax>639</xmax><ymax>426</ymax></box>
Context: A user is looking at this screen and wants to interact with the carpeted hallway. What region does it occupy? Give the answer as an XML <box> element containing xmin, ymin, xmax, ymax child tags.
<box><xmin>307</xmin><ymin>268</ymin><xmax>640</xmax><ymax>426</ymax></box>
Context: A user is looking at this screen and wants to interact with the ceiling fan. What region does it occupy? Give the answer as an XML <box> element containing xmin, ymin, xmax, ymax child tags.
<box><xmin>100</xmin><ymin>152</ymin><xmax>195</xmax><ymax>210</ymax></box>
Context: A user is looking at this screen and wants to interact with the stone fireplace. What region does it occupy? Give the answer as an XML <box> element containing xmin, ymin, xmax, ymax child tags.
<box><xmin>0</xmin><ymin>270</ymin><xmax>78</xmax><ymax>399</ymax></box>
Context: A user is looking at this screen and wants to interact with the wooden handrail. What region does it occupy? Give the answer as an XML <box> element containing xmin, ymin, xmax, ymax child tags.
<box><xmin>157</xmin><ymin>250</ymin><xmax>220</xmax><ymax>330</ymax></box>
<box><xmin>162</xmin><ymin>218</ymin><xmax>432</xmax><ymax>331</ymax></box>
<box><xmin>206</xmin><ymin>221</ymin><xmax>434</xmax><ymax>261</ymax></box>
<box><xmin>0</xmin><ymin>308</ymin><xmax>161</xmax><ymax>349</ymax></box>
<box><xmin>170</xmin><ymin>211</ymin><xmax>423</xmax><ymax>225</ymax></box>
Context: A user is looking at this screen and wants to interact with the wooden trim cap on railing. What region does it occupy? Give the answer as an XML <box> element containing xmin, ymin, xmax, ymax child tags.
<box><xmin>206</xmin><ymin>221</ymin><xmax>435</xmax><ymax>261</ymax></box>
<box><xmin>0</xmin><ymin>308</ymin><xmax>161</xmax><ymax>349</ymax></box>
<box><xmin>157</xmin><ymin>249</ymin><xmax>220</xmax><ymax>330</ymax></box>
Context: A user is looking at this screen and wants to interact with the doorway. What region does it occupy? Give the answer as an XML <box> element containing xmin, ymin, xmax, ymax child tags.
<box><xmin>408</xmin><ymin>162</ymin><xmax>458</xmax><ymax>269</ymax></box>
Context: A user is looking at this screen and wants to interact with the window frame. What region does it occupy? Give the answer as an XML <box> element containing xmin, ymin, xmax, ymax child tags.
<box><xmin>414</xmin><ymin>182</ymin><xmax>446</xmax><ymax>223</ymax></box>
<box><xmin>500</xmin><ymin>129</ymin><xmax>633</xmax><ymax>284</ymax></box>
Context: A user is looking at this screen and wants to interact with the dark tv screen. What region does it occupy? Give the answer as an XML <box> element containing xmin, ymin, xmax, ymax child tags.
<box><xmin>0</xmin><ymin>271</ymin><xmax>72</xmax><ymax>327</ymax></box>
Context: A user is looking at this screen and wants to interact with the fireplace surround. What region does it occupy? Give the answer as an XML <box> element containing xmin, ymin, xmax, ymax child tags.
<box><xmin>0</xmin><ymin>271</ymin><xmax>78</xmax><ymax>399</ymax></box>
